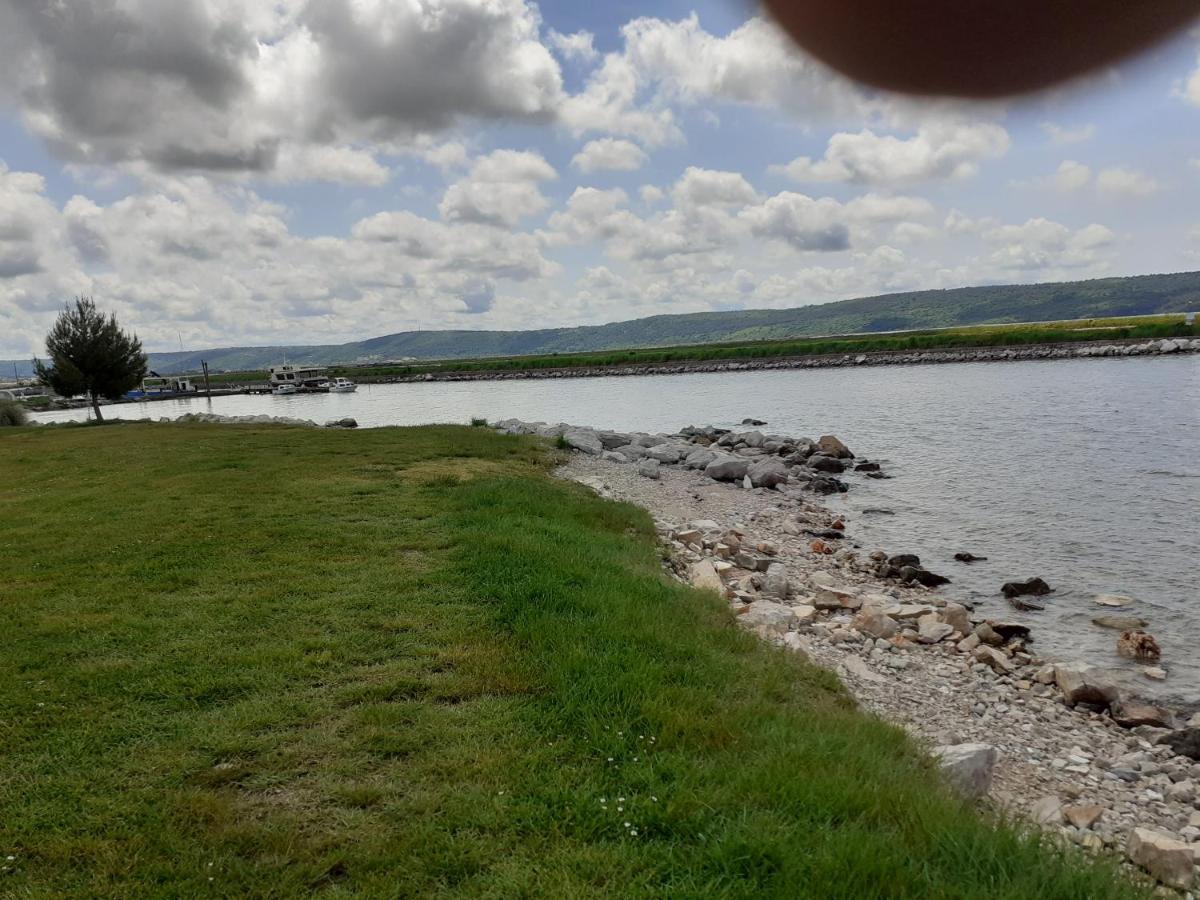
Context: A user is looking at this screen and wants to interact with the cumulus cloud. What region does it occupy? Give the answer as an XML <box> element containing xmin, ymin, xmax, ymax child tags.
<box><xmin>620</xmin><ymin>14</ymin><xmax>868</xmax><ymax>120</ymax></box>
<box><xmin>739</xmin><ymin>193</ymin><xmax>851</xmax><ymax>252</ymax></box>
<box><xmin>1095</xmin><ymin>167</ymin><xmax>1161</xmax><ymax>198</ymax></box>
<box><xmin>439</xmin><ymin>149</ymin><xmax>557</xmax><ymax>227</ymax></box>
<box><xmin>570</xmin><ymin>139</ymin><xmax>648</xmax><ymax>173</ymax></box>
<box><xmin>671</xmin><ymin>168</ymin><xmax>758</xmax><ymax>208</ymax></box>
<box><xmin>0</xmin><ymin>0</ymin><xmax>563</xmax><ymax>178</ymax></box>
<box><xmin>773</xmin><ymin>123</ymin><xmax>1010</xmax><ymax>186</ymax></box>
<box><xmin>983</xmin><ymin>218</ymin><xmax>1115</xmax><ymax>271</ymax></box>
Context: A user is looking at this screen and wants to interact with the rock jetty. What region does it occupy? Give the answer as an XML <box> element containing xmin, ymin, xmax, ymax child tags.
<box><xmin>377</xmin><ymin>337</ymin><xmax>1200</xmax><ymax>385</ymax></box>
<box><xmin>539</xmin><ymin>419</ymin><xmax>1200</xmax><ymax>891</ymax></box>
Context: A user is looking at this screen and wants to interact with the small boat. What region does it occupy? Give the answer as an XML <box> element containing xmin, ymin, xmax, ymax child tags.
<box><xmin>328</xmin><ymin>377</ymin><xmax>357</xmax><ymax>393</ymax></box>
<box><xmin>272</xmin><ymin>383</ymin><xmax>298</xmax><ymax>396</ymax></box>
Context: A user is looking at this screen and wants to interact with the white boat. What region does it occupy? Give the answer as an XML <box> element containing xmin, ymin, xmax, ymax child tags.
<box><xmin>328</xmin><ymin>377</ymin><xmax>357</xmax><ymax>393</ymax></box>
<box><xmin>268</xmin><ymin>363</ymin><xmax>329</xmax><ymax>393</ymax></box>
<box><xmin>271</xmin><ymin>383</ymin><xmax>298</xmax><ymax>396</ymax></box>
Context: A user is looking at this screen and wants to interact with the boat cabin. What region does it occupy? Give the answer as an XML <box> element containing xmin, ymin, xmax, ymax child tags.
<box><xmin>268</xmin><ymin>364</ymin><xmax>329</xmax><ymax>392</ymax></box>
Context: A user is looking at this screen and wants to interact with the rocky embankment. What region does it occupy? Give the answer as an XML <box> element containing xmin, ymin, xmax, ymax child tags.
<box><xmin>495</xmin><ymin>417</ymin><xmax>1200</xmax><ymax>892</ymax></box>
<box><xmin>382</xmin><ymin>337</ymin><xmax>1199</xmax><ymax>384</ymax></box>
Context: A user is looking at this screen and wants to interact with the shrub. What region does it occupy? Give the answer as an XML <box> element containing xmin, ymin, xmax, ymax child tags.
<box><xmin>0</xmin><ymin>399</ymin><xmax>29</xmax><ymax>427</ymax></box>
<box><xmin>469</xmin><ymin>417</ymin><xmax>488</xmax><ymax>427</ymax></box>
<box><xmin>554</xmin><ymin>433</ymin><xmax>570</xmax><ymax>450</ymax></box>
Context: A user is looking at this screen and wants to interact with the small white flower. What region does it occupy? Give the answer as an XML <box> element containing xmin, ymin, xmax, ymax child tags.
<box><xmin>631</xmin><ymin>829</ymin><xmax>638</xmax><ymax>836</ymax></box>
<box><xmin>651</xmin><ymin>796</ymin><xmax>658</xmax><ymax>802</ymax></box>
<box><xmin>607</xmin><ymin>757</ymin><xmax>613</xmax><ymax>762</ymax></box>
<box><xmin>618</xmin><ymin>797</ymin><xmax>625</xmax><ymax>802</ymax></box>
<box><xmin>624</xmin><ymin>822</ymin><xmax>631</xmax><ymax>828</ymax></box>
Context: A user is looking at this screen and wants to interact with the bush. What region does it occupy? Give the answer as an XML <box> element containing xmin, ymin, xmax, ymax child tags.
<box><xmin>469</xmin><ymin>417</ymin><xmax>488</xmax><ymax>427</ymax></box>
<box><xmin>554</xmin><ymin>433</ymin><xmax>570</xmax><ymax>450</ymax></box>
<box><xmin>0</xmin><ymin>399</ymin><xmax>29</xmax><ymax>427</ymax></box>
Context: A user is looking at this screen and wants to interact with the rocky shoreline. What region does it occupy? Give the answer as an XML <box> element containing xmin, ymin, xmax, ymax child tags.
<box><xmin>490</xmin><ymin>417</ymin><xmax>1200</xmax><ymax>891</ymax></box>
<box><xmin>377</xmin><ymin>336</ymin><xmax>1198</xmax><ymax>385</ymax></box>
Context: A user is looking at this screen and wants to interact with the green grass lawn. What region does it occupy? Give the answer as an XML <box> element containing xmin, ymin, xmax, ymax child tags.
<box><xmin>0</xmin><ymin>423</ymin><xmax>1147</xmax><ymax>897</ymax></box>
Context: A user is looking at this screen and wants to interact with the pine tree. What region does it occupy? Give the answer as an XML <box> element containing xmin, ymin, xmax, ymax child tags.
<box><xmin>34</xmin><ymin>298</ymin><xmax>148</xmax><ymax>423</ymax></box>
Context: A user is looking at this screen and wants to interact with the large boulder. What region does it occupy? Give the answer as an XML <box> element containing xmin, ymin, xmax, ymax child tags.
<box><xmin>1001</xmin><ymin>577</ymin><xmax>1052</xmax><ymax>599</ymax></box>
<box><xmin>684</xmin><ymin>448</ymin><xmax>717</xmax><ymax>469</ymax></box>
<box><xmin>637</xmin><ymin>459</ymin><xmax>661</xmax><ymax>479</ymax></box>
<box><xmin>1111</xmin><ymin>701</ymin><xmax>1173</xmax><ymax>729</ymax></box>
<box><xmin>740</xmin><ymin>430</ymin><xmax>766</xmax><ymax>448</ymax></box>
<box><xmin>762</xmin><ymin>565</ymin><xmax>791</xmax><ymax>599</ymax></box>
<box><xmin>939</xmin><ymin>602</ymin><xmax>972</xmax><ymax>635</ymax></box>
<box><xmin>1126</xmin><ymin>827</ymin><xmax>1195</xmax><ymax>889</ymax></box>
<box><xmin>1160</xmin><ymin>727</ymin><xmax>1200</xmax><ymax>761</ymax></box>
<box><xmin>933</xmin><ymin>743</ymin><xmax>997</xmax><ymax>799</ymax></box>
<box><xmin>1054</xmin><ymin>663</ymin><xmax>1120</xmax><ymax>708</ymax></box>
<box><xmin>704</xmin><ymin>456</ymin><xmax>751</xmax><ymax>482</ymax></box>
<box><xmin>563</xmin><ymin>429</ymin><xmax>602</xmax><ymax>455</ymax></box>
<box><xmin>747</xmin><ymin>458</ymin><xmax>790</xmax><ymax>488</ymax></box>
<box><xmin>613</xmin><ymin>444</ymin><xmax>647</xmax><ymax>460</ymax></box>
<box><xmin>597</xmin><ymin>431</ymin><xmax>632</xmax><ymax>450</ymax></box>
<box><xmin>817</xmin><ymin>435</ymin><xmax>854</xmax><ymax>458</ymax></box>
<box><xmin>853</xmin><ymin>607</ymin><xmax>899</xmax><ymax>639</ymax></box>
<box><xmin>644</xmin><ymin>444</ymin><xmax>683</xmax><ymax>463</ymax></box>
<box><xmin>740</xmin><ymin>601</ymin><xmax>796</xmax><ymax>635</ymax></box>
<box><xmin>809</xmin><ymin>475</ymin><xmax>847</xmax><ymax>494</ymax></box>
<box><xmin>807</xmin><ymin>454</ymin><xmax>846</xmax><ymax>473</ymax></box>
<box><xmin>690</xmin><ymin>560</ymin><xmax>726</xmax><ymax>595</ymax></box>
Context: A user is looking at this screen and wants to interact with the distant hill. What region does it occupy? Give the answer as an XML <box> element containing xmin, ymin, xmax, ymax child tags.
<box><xmin>5</xmin><ymin>271</ymin><xmax>1199</xmax><ymax>378</ymax></box>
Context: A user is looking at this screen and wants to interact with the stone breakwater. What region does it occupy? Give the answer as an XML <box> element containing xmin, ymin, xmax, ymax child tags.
<box><xmin>378</xmin><ymin>337</ymin><xmax>1199</xmax><ymax>384</ymax></box>
<box><xmin>509</xmin><ymin>417</ymin><xmax>1200</xmax><ymax>891</ymax></box>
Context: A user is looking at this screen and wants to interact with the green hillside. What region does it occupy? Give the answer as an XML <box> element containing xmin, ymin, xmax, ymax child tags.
<box><xmin>6</xmin><ymin>271</ymin><xmax>1199</xmax><ymax>377</ymax></box>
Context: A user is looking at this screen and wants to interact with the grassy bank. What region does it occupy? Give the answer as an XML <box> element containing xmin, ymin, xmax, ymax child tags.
<box><xmin>0</xmin><ymin>423</ymin><xmax>1145</xmax><ymax>896</ymax></box>
<box><xmin>203</xmin><ymin>315</ymin><xmax>1196</xmax><ymax>385</ymax></box>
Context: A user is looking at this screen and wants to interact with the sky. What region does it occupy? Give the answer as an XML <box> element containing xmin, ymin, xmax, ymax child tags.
<box><xmin>1</xmin><ymin>1</ymin><xmax>1199</xmax><ymax>359</ymax></box>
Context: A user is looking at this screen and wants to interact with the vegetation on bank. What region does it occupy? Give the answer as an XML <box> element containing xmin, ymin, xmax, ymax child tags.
<box><xmin>202</xmin><ymin>316</ymin><xmax>1197</xmax><ymax>385</ymax></box>
<box><xmin>0</xmin><ymin>422</ymin><xmax>1146</xmax><ymax>896</ymax></box>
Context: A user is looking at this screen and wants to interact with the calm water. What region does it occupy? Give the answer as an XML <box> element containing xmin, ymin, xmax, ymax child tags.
<box><xmin>36</xmin><ymin>356</ymin><xmax>1200</xmax><ymax>701</ymax></box>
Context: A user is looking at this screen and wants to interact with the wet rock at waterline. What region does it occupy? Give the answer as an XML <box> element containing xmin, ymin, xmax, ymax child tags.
<box><xmin>954</xmin><ymin>552</ymin><xmax>987</xmax><ymax>563</ymax></box>
<box><xmin>1001</xmin><ymin>577</ymin><xmax>1053</xmax><ymax>599</ymax></box>
<box><xmin>1092</xmin><ymin>615</ymin><xmax>1149</xmax><ymax>630</ymax></box>
<box><xmin>1116</xmin><ymin>630</ymin><xmax>1161</xmax><ymax>661</ymax></box>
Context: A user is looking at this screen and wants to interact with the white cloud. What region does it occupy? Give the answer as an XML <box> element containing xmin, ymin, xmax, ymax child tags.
<box><xmin>272</xmin><ymin>145</ymin><xmax>390</xmax><ymax>186</ymax></box>
<box><xmin>773</xmin><ymin>123</ymin><xmax>1010</xmax><ymax>186</ymax></box>
<box><xmin>1016</xmin><ymin>159</ymin><xmax>1092</xmax><ymax>192</ymax></box>
<box><xmin>739</xmin><ymin>193</ymin><xmax>851</xmax><ymax>252</ymax></box>
<box><xmin>671</xmin><ymin>168</ymin><xmax>758</xmax><ymax>208</ymax></box>
<box><xmin>1095</xmin><ymin>167</ymin><xmax>1161</xmax><ymax>198</ymax></box>
<box><xmin>560</xmin><ymin>53</ymin><xmax>681</xmax><ymax>147</ymax></box>
<box><xmin>1050</xmin><ymin>160</ymin><xmax>1092</xmax><ymax>191</ymax></box>
<box><xmin>620</xmin><ymin>14</ymin><xmax>868</xmax><ymax>120</ymax></box>
<box><xmin>1040</xmin><ymin>122</ymin><xmax>1096</xmax><ymax>145</ymax></box>
<box><xmin>639</xmin><ymin>185</ymin><xmax>665</xmax><ymax>204</ymax></box>
<box><xmin>0</xmin><ymin>0</ymin><xmax>564</xmax><ymax>178</ymax></box>
<box><xmin>983</xmin><ymin>218</ymin><xmax>1115</xmax><ymax>271</ymax></box>
<box><xmin>548</xmin><ymin>29</ymin><xmax>598</xmax><ymax>63</ymax></box>
<box><xmin>570</xmin><ymin>139</ymin><xmax>648</xmax><ymax>173</ymax></box>
<box><xmin>439</xmin><ymin>149</ymin><xmax>557</xmax><ymax>227</ymax></box>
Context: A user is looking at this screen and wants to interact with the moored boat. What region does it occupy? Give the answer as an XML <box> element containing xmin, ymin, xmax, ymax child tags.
<box><xmin>328</xmin><ymin>377</ymin><xmax>357</xmax><ymax>393</ymax></box>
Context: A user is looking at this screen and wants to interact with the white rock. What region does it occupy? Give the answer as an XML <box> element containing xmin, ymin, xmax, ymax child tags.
<box><xmin>1127</xmin><ymin>827</ymin><xmax>1195</xmax><ymax>889</ymax></box>
<box><xmin>1030</xmin><ymin>796</ymin><xmax>1064</xmax><ymax>825</ymax></box>
<box><xmin>918</xmin><ymin>621</ymin><xmax>955</xmax><ymax>644</ymax></box>
<box><xmin>933</xmin><ymin>743</ymin><xmax>997</xmax><ymax>799</ymax></box>
<box><xmin>690</xmin><ymin>560</ymin><xmax>725</xmax><ymax>596</ymax></box>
